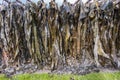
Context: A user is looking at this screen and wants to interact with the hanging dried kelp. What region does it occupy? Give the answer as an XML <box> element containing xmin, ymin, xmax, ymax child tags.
<box><xmin>0</xmin><ymin>0</ymin><xmax>120</xmax><ymax>71</ymax></box>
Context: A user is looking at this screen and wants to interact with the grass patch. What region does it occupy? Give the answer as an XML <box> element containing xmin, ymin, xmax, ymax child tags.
<box><xmin>0</xmin><ymin>72</ymin><xmax>120</xmax><ymax>80</ymax></box>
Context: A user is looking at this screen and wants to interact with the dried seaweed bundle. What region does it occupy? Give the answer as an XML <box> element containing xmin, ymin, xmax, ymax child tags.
<box><xmin>0</xmin><ymin>0</ymin><xmax>120</xmax><ymax>71</ymax></box>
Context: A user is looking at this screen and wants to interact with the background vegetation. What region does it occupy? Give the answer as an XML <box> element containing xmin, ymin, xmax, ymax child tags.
<box><xmin>0</xmin><ymin>72</ymin><xmax>120</xmax><ymax>80</ymax></box>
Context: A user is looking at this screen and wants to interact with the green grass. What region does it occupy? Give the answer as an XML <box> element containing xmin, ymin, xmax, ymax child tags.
<box><xmin>0</xmin><ymin>72</ymin><xmax>120</xmax><ymax>80</ymax></box>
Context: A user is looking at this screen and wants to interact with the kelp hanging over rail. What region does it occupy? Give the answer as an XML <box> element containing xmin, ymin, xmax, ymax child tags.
<box><xmin>0</xmin><ymin>0</ymin><xmax>120</xmax><ymax>70</ymax></box>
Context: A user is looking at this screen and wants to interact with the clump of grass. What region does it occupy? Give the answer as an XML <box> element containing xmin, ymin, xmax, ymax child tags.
<box><xmin>0</xmin><ymin>74</ymin><xmax>8</xmax><ymax>80</ymax></box>
<box><xmin>0</xmin><ymin>72</ymin><xmax>120</xmax><ymax>80</ymax></box>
